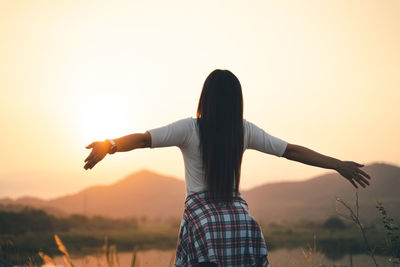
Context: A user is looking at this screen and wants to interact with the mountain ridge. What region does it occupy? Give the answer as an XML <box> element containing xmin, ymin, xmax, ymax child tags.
<box><xmin>1</xmin><ymin>162</ymin><xmax>398</xmax><ymax>223</ymax></box>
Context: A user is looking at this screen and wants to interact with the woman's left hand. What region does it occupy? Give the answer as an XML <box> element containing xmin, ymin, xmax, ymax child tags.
<box><xmin>84</xmin><ymin>141</ymin><xmax>110</xmax><ymax>170</ymax></box>
<box><xmin>336</xmin><ymin>161</ymin><xmax>371</xmax><ymax>188</ymax></box>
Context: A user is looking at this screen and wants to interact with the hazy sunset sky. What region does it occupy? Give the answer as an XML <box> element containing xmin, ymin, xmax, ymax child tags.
<box><xmin>1</xmin><ymin>0</ymin><xmax>399</xmax><ymax>199</ymax></box>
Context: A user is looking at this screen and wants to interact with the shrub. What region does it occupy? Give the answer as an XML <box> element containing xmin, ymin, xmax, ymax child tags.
<box><xmin>323</xmin><ymin>216</ymin><xmax>346</xmax><ymax>231</ymax></box>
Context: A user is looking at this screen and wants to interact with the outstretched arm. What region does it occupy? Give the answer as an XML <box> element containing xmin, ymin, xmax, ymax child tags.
<box><xmin>83</xmin><ymin>117</ymin><xmax>192</xmax><ymax>170</ymax></box>
<box><xmin>83</xmin><ymin>131</ymin><xmax>151</xmax><ymax>170</ymax></box>
<box><xmin>282</xmin><ymin>143</ymin><xmax>371</xmax><ymax>188</ymax></box>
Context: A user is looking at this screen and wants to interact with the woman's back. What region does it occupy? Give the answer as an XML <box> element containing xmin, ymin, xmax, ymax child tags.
<box><xmin>147</xmin><ymin>117</ymin><xmax>288</xmax><ymax>195</ymax></box>
<box><xmin>83</xmin><ymin>69</ymin><xmax>371</xmax><ymax>266</ymax></box>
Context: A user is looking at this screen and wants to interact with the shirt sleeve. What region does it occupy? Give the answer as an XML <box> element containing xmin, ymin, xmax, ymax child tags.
<box><xmin>244</xmin><ymin>119</ymin><xmax>288</xmax><ymax>157</ymax></box>
<box><xmin>147</xmin><ymin>117</ymin><xmax>193</xmax><ymax>149</ymax></box>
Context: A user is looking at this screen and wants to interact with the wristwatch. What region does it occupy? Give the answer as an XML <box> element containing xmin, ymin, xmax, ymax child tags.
<box><xmin>106</xmin><ymin>139</ymin><xmax>117</xmax><ymax>154</ymax></box>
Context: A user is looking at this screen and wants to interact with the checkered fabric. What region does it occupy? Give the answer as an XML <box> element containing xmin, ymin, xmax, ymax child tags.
<box><xmin>175</xmin><ymin>191</ymin><xmax>270</xmax><ymax>267</ymax></box>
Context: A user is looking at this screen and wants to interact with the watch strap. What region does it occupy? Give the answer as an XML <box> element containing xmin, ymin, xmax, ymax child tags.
<box><xmin>106</xmin><ymin>139</ymin><xmax>117</xmax><ymax>154</ymax></box>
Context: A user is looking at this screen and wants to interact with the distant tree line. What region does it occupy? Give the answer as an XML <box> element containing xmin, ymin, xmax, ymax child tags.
<box><xmin>0</xmin><ymin>207</ymin><xmax>138</xmax><ymax>235</ymax></box>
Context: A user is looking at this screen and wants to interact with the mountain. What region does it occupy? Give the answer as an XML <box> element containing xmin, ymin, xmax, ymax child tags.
<box><xmin>47</xmin><ymin>169</ymin><xmax>186</xmax><ymax>219</ymax></box>
<box><xmin>0</xmin><ymin>169</ymin><xmax>186</xmax><ymax>220</ymax></box>
<box><xmin>243</xmin><ymin>163</ymin><xmax>400</xmax><ymax>223</ymax></box>
<box><xmin>1</xmin><ymin>163</ymin><xmax>399</xmax><ymax>223</ymax></box>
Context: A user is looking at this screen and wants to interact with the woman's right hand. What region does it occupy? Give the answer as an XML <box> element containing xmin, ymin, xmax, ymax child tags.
<box><xmin>84</xmin><ymin>141</ymin><xmax>110</xmax><ymax>170</ymax></box>
<box><xmin>336</xmin><ymin>161</ymin><xmax>371</xmax><ymax>188</ymax></box>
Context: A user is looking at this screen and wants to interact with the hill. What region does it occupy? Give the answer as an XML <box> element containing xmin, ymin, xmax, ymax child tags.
<box><xmin>47</xmin><ymin>169</ymin><xmax>186</xmax><ymax>219</ymax></box>
<box><xmin>0</xmin><ymin>170</ymin><xmax>186</xmax><ymax>220</ymax></box>
<box><xmin>1</xmin><ymin>163</ymin><xmax>399</xmax><ymax>223</ymax></box>
<box><xmin>243</xmin><ymin>162</ymin><xmax>400</xmax><ymax>223</ymax></box>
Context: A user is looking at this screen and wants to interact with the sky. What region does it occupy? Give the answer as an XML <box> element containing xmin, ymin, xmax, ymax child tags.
<box><xmin>0</xmin><ymin>0</ymin><xmax>399</xmax><ymax>199</ymax></box>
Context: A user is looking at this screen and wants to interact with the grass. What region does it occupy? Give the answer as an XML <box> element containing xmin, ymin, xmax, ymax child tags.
<box><xmin>40</xmin><ymin>234</ymin><xmax>176</xmax><ymax>267</ymax></box>
<box><xmin>1</xmin><ymin>193</ymin><xmax>399</xmax><ymax>266</ymax></box>
<box><xmin>0</xmin><ymin>222</ymin><xmax>387</xmax><ymax>266</ymax></box>
<box><xmin>0</xmin><ymin>222</ymin><xmax>178</xmax><ymax>265</ymax></box>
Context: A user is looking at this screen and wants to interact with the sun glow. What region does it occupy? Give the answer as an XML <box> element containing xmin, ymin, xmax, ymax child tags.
<box><xmin>63</xmin><ymin>64</ymin><xmax>146</xmax><ymax>145</ymax></box>
<box><xmin>69</xmin><ymin>94</ymin><xmax>133</xmax><ymax>144</ymax></box>
<box><xmin>81</xmin><ymin>104</ymin><xmax>127</xmax><ymax>142</ymax></box>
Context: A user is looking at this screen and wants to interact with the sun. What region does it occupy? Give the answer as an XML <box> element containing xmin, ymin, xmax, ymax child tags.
<box><xmin>76</xmin><ymin>98</ymin><xmax>131</xmax><ymax>144</ymax></box>
<box><xmin>65</xmin><ymin>68</ymin><xmax>145</xmax><ymax>146</ymax></box>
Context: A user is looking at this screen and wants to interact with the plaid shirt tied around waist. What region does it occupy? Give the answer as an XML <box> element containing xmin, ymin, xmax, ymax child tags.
<box><xmin>175</xmin><ymin>191</ymin><xmax>270</xmax><ymax>267</ymax></box>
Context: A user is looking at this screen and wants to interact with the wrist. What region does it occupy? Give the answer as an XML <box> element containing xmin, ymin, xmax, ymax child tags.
<box><xmin>105</xmin><ymin>139</ymin><xmax>117</xmax><ymax>154</ymax></box>
<box><xmin>333</xmin><ymin>159</ymin><xmax>343</xmax><ymax>171</ymax></box>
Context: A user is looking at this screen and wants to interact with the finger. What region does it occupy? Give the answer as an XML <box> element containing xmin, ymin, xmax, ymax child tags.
<box><xmin>356</xmin><ymin>179</ymin><xmax>366</xmax><ymax>188</ymax></box>
<box><xmin>84</xmin><ymin>161</ymin><xmax>91</xmax><ymax>170</ymax></box>
<box><xmin>85</xmin><ymin>160</ymin><xmax>95</xmax><ymax>170</ymax></box>
<box><xmin>91</xmin><ymin>157</ymin><xmax>99</xmax><ymax>166</ymax></box>
<box><xmin>355</xmin><ymin>176</ymin><xmax>367</xmax><ymax>188</ymax></box>
<box><xmin>84</xmin><ymin>152</ymin><xmax>93</xmax><ymax>162</ymax></box>
<box><xmin>92</xmin><ymin>154</ymin><xmax>103</xmax><ymax>163</ymax></box>
<box><xmin>84</xmin><ymin>151</ymin><xmax>96</xmax><ymax>162</ymax></box>
<box><xmin>354</xmin><ymin>162</ymin><xmax>364</xmax><ymax>167</ymax></box>
<box><xmin>87</xmin><ymin>162</ymin><xmax>93</xmax><ymax>169</ymax></box>
<box><xmin>357</xmin><ymin>174</ymin><xmax>370</xmax><ymax>186</ymax></box>
<box><xmin>86</xmin><ymin>162</ymin><xmax>95</xmax><ymax>170</ymax></box>
<box><xmin>90</xmin><ymin>152</ymin><xmax>102</xmax><ymax>162</ymax></box>
<box><xmin>359</xmin><ymin>175</ymin><xmax>370</xmax><ymax>186</ymax></box>
<box><xmin>358</xmin><ymin>169</ymin><xmax>371</xmax><ymax>180</ymax></box>
<box><xmin>89</xmin><ymin>160</ymin><xmax>98</xmax><ymax>169</ymax></box>
<box><xmin>359</xmin><ymin>180</ymin><xmax>367</xmax><ymax>188</ymax></box>
<box><xmin>349</xmin><ymin>178</ymin><xmax>358</xmax><ymax>189</ymax></box>
<box><xmin>86</xmin><ymin>142</ymin><xmax>95</xmax><ymax>149</ymax></box>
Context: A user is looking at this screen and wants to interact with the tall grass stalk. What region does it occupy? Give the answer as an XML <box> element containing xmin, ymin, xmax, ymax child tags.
<box><xmin>54</xmin><ymin>234</ymin><xmax>74</xmax><ymax>267</ymax></box>
<box><xmin>38</xmin><ymin>251</ymin><xmax>56</xmax><ymax>266</ymax></box>
<box><xmin>301</xmin><ymin>234</ymin><xmax>324</xmax><ymax>267</ymax></box>
<box><xmin>168</xmin><ymin>251</ymin><xmax>175</xmax><ymax>267</ymax></box>
<box><xmin>130</xmin><ymin>246</ymin><xmax>139</xmax><ymax>267</ymax></box>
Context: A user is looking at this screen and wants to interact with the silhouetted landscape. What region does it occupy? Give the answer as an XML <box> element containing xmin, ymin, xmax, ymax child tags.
<box><xmin>1</xmin><ymin>162</ymin><xmax>399</xmax><ymax>266</ymax></box>
<box><xmin>1</xmin><ymin>163</ymin><xmax>399</xmax><ymax>222</ymax></box>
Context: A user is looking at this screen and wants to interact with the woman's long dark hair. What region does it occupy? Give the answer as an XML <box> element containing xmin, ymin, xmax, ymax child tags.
<box><xmin>196</xmin><ymin>69</ymin><xmax>244</xmax><ymax>203</ymax></box>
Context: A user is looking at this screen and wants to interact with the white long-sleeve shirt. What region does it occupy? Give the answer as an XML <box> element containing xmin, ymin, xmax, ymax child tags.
<box><xmin>147</xmin><ymin>117</ymin><xmax>288</xmax><ymax>195</ymax></box>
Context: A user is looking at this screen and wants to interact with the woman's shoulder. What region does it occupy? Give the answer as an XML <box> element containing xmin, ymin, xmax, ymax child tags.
<box><xmin>170</xmin><ymin>116</ymin><xmax>196</xmax><ymax>126</ymax></box>
<box><xmin>186</xmin><ymin>117</ymin><xmax>198</xmax><ymax>128</ymax></box>
<box><xmin>242</xmin><ymin>118</ymin><xmax>252</xmax><ymax>132</ymax></box>
<box><xmin>180</xmin><ymin>116</ymin><xmax>196</xmax><ymax>122</ymax></box>
<box><xmin>242</xmin><ymin>118</ymin><xmax>264</xmax><ymax>132</ymax></box>
<box><xmin>177</xmin><ymin>116</ymin><xmax>198</xmax><ymax>134</ymax></box>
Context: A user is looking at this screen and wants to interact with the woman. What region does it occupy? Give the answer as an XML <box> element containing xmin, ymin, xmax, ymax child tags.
<box><xmin>84</xmin><ymin>69</ymin><xmax>371</xmax><ymax>266</ymax></box>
